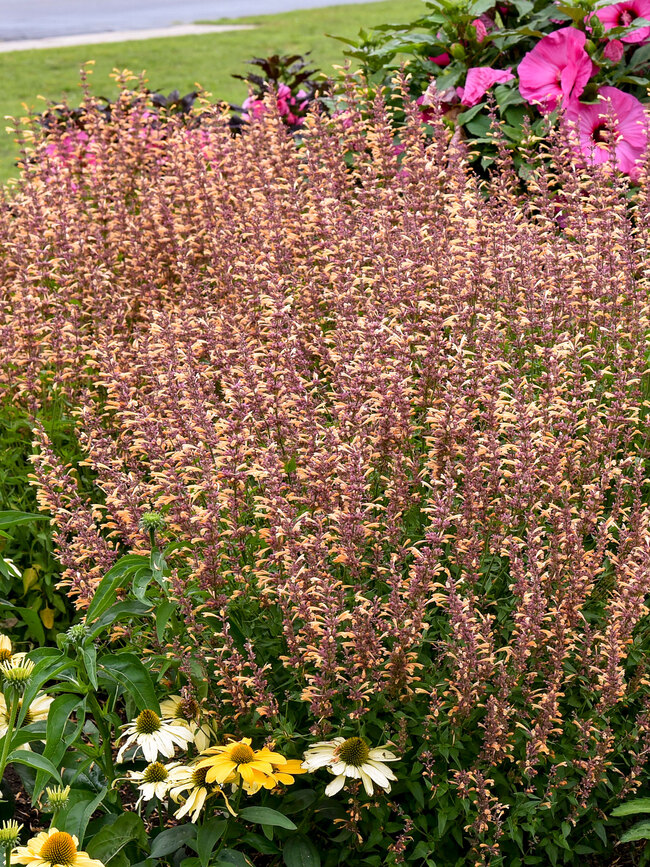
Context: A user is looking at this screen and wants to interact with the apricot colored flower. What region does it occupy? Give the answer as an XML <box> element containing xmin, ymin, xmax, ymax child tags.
<box><xmin>518</xmin><ymin>27</ymin><xmax>594</xmax><ymax>113</ymax></box>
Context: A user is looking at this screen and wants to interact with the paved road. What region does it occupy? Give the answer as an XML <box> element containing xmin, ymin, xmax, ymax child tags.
<box><xmin>1</xmin><ymin>0</ymin><xmax>383</xmax><ymax>41</ymax></box>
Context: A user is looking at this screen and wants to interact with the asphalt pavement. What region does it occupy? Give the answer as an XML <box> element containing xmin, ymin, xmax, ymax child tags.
<box><xmin>1</xmin><ymin>0</ymin><xmax>383</xmax><ymax>41</ymax></box>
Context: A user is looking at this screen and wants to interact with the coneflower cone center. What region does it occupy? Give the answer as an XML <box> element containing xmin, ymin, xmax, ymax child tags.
<box><xmin>143</xmin><ymin>762</ymin><xmax>168</xmax><ymax>783</ymax></box>
<box><xmin>40</xmin><ymin>831</ymin><xmax>77</xmax><ymax>864</ymax></box>
<box><xmin>337</xmin><ymin>737</ymin><xmax>370</xmax><ymax>767</ymax></box>
<box><xmin>135</xmin><ymin>709</ymin><xmax>161</xmax><ymax>734</ymax></box>
<box><xmin>0</xmin><ymin>649</ymin><xmax>11</xmax><ymax>662</ymax></box>
<box><xmin>179</xmin><ymin>697</ymin><xmax>199</xmax><ymax>720</ymax></box>
<box><xmin>230</xmin><ymin>744</ymin><xmax>255</xmax><ymax>764</ymax></box>
<box><xmin>192</xmin><ymin>765</ymin><xmax>209</xmax><ymax>786</ymax></box>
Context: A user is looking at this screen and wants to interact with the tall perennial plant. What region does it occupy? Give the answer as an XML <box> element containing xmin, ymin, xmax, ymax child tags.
<box><xmin>1</xmin><ymin>77</ymin><xmax>650</xmax><ymax>864</ymax></box>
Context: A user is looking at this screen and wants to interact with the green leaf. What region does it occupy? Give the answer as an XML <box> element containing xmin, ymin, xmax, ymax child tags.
<box><xmin>150</xmin><ymin>824</ymin><xmax>197</xmax><ymax>857</ymax></box>
<box><xmin>81</xmin><ymin>644</ymin><xmax>98</xmax><ymax>690</ymax></box>
<box><xmin>281</xmin><ymin>789</ymin><xmax>317</xmax><ymax>814</ymax></box>
<box><xmin>98</xmin><ymin>653</ymin><xmax>160</xmax><ymax>714</ymax></box>
<box><xmin>86</xmin><ymin>812</ymin><xmax>148</xmax><ymax>861</ymax></box>
<box><xmin>65</xmin><ymin>786</ymin><xmax>109</xmax><ymax>845</ymax></box>
<box><xmin>6</xmin><ymin>749</ymin><xmax>61</xmax><ymax>784</ymax></box>
<box><xmin>34</xmin><ymin>694</ymin><xmax>85</xmax><ymax>799</ymax></box>
<box><xmin>132</xmin><ymin>567</ymin><xmax>154</xmax><ymax>602</ymax></box>
<box><xmin>155</xmin><ymin>599</ymin><xmax>176</xmax><ymax>643</ymax></box>
<box><xmin>283</xmin><ymin>836</ymin><xmax>321</xmax><ymax>867</ymax></box>
<box><xmin>612</xmin><ymin>798</ymin><xmax>650</xmax><ymax>817</ymax></box>
<box><xmin>620</xmin><ymin>820</ymin><xmax>650</xmax><ymax>843</ymax></box>
<box><xmin>85</xmin><ymin>554</ymin><xmax>150</xmax><ymax>623</ymax></box>
<box><xmin>0</xmin><ymin>511</ymin><xmax>49</xmax><ymax>529</ymax></box>
<box><xmin>197</xmin><ymin>818</ymin><xmax>227</xmax><ymax>866</ymax></box>
<box><xmin>216</xmin><ymin>851</ymin><xmax>253</xmax><ymax>867</ymax></box>
<box><xmin>89</xmin><ymin>601</ymin><xmax>152</xmax><ymax>638</ymax></box>
<box><xmin>238</xmin><ymin>807</ymin><xmax>297</xmax><ymax>830</ymax></box>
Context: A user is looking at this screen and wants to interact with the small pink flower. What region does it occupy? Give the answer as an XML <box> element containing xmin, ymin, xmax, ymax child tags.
<box><xmin>429</xmin><ymin>52</ymin><xmax>452</xmax><ymax>67</ymax></box>
<box><xmin>242</xmin><ymin>95</ymin><xmax>266</xmax><ymax>121</ymax></box>
<box><xmin>591</xmin><ymin>0</ymin><xmax>650</xmax><ymax>42</ymax></box>
<box><xmin>458</xmin><ymin>67</ymin><xmax>514</xmax><ymax>107</ymax></box>
<box><xmin>566</xmin><ymin>85</ymin><xmax>648</xmax><ymax>177</ymax></box>
<box><xmin>518</xmin><ymin>28</ymin><xmax>594</xmax><ymax>113</ymax></box>
<box><xmin>471</xmin><ymin>18</ymin><xmax>489</xmax><ymax>42</ymax></box>
<box><xmin>603</xmin><ymin>37</ymin><xmax>625</xmax><ymax>59</ymax></box>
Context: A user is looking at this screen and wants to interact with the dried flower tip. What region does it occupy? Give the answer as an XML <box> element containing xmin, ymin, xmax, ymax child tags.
<box><xmin>46</xmin><ymin>784</ymin><xmax>71</xmax><ymax>810</ymax></box>
<box><xmin>0</xmin><ymin>819</ymin><xmax>22</xmax><ymax>846</ymax></box>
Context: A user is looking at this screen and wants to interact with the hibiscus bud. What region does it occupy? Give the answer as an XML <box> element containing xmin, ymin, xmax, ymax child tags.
<box><xmin>585</xmin><ymin>39</ymin><xmax>597</xmax><ymax>53</ymax></box>
<box><xmin>589</xmin><ymin>15</ymin><xmax>605</xmax><ymax>38</ymax></box>
<box><xmin>450</xmin><ymin>42</ymin><xmax>466</xmax><ymax>60</ymax></box>
<box><xmin>603</xmin><ymin>39</ymin><xmax>624</xmax><ymax>62</ymax></box>
<box><xmin>471</xmin><ymin>18</ymin><xmax>488</xmax><ymax>42</ymax></box>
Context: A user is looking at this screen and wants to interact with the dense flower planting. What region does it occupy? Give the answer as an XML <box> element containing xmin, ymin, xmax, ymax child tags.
<box><xmin>2</xmin><ymin>75</ymin><xmax>650</xmax><ymax>864</ymax></box>
<box><xmin>343</xmin><ymin>0</ymin><xmax>650</xmax><ymax>175</ymax></box>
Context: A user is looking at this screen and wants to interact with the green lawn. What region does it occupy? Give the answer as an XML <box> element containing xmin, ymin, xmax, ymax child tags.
<box><xmin>0</xmin><ymin>0</ymin><xmax>425</xmax><ymax>183</ymax></box>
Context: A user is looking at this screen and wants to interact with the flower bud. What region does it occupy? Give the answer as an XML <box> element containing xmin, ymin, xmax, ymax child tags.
<box><xmin>46</xmin><ymin>784</ymin><xmax>71</xmax><ymax>811</ymax></box>
<box><xmin>139</xmin><ymin>511</ymin><xmax>165</xmax><ymax>533</ymax></box>
<box><xmin>603</xmin><ymin>39</ymin><xmax>624</xmax><ymax>62</ymax></box>
<box><xmin>450</xmin><ymin>42</ymin><xmax>466</xmax><ymax>60</ymax></box>
<box><xmin>0</xmin><ymin>819</ymin><xmax>22</xmax><ymax>847</ymax></box>
<box><xmin>65</xmin><ymin>623</ymin><xmax>88</xmax><ymax>646</ymax></box>
<box><xmin>1</xmin><ymin>657</ymin><xmax>34</xmax><ymax>689</ymax></box>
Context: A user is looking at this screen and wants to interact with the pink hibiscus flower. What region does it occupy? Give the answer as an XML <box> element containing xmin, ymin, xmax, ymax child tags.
<box><xmin>429</xmin><ymin>52</ymin><xmax>451</xmax><ymax>67</ymax></box>
<box><xmin>458</xmin><ymin>67</ymin><xmax>514</xmax><ymax>107</ymax></box>
<box><xmin>591</xmin><ymin>0</ymin><xmax>650</xmax><ymax>42</ymax></box>
<box><xmin>518</xmin><ymin>27</ymin><xmax>594</xmax><ymax>113</ymax></box>
<box><xmin>603</xmin><ymin>38</ymin><xmax>626</xmax><ymax>60</ymax></box>
<box><xmin>565</xmin><ymin>85</ymin><xmax>648</xmax><ymax>177</ymax></box>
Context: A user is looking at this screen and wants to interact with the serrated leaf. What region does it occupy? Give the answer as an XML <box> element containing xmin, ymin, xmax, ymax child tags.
<box><xmin>620</xmin><ymin>820</ymin><xmax>650</xmax><ymax>843</ymax></box>
<box><xmin>612</xmin><ymin>798</ymin><xmax>650</xmax><ymax>817</ymax></box>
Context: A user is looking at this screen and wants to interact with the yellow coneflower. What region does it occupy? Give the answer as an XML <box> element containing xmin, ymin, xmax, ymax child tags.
<box><xmin>11</xmin><ymin>828</ymin><xmax>104</xmax><ymax>866</ymax></box>
<box><xmin>159</xmin><ymin>694</ymin><xmax>213</xmax><ymax>751</ymax></box>
<box><xmin>116</xmin><ymin>709</ymin><xmax>193</xmax><ymax>763</ymax></box>
<box><xmin>169</xmin><ymin>762</ymin><xmax>236</xmax><ymax>822</ymax></box>
<box><xmin>302</xmin><ymin>736</ymin><xmax>398</xmax><ymax>796</ymax></box>
<box><xmin>196</xmin><ymin>737</ymin><xmax>303</xmax><ymax>793</ymax></box>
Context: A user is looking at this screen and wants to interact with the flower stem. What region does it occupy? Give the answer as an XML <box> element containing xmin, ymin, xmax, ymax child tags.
<box><xmin>0</xmin><ymin>688</ymin><xmax>20</xmax><ymax>784</ymax></box>
<box><xmin>86</xmin><ymin>691</ymin><xmax>115</xmax><ymax>786</ymax></box>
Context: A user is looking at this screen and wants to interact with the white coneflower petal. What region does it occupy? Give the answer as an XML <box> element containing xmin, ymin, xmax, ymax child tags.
<box><xmin>116</xmin><ymin>710</ymin><xmax>193</xmax><ymax>763</ymax></box>
<box><xmin>303</xmin><ymin>736</ymin><xmax>399</xmax><ymax>797</ymax></box>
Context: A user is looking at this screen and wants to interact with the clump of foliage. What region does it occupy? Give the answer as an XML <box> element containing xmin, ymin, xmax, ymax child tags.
<box><xmin>230</xmin><ymin>54</ymin><xmax>324</xmax><ymax>131</ymax></box>
<box><xmin>2</xmin><ymin>75</ymin><xmax>650</xmax><ymax>865</ymax></box>
<box><xmin>341</xmin><ymin>0</ymin><xmax>650</xmax><ymax>174</ymax></box>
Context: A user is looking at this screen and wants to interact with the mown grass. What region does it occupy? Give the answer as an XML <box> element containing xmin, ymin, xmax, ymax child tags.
<box><xmin>0</xmin><ymin>0</ymin><xmax>425</xmax><ymax>183</ymax></box>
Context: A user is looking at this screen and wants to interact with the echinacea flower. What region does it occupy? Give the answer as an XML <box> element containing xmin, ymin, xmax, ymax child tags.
<box><xmin>518</xmin><ymin>27</ymin><xmax>594</xmax><ymax>113</ymax></box>
<box><xmin>591</xmin><ymin>0</ymin><xmax>650</xmax><ymax>42</ymax></box>
<box><xmin>0</xmin><ymin>635</ymin><xmax>13</xmax><ymax>662</ymax></box>
<box><xmin>458</xmin><ymin>67</ymin><xmax>514</xmax><ymax>107</ymax></box>
<box><xmin>116</xmin><ymin>709</ymin><xmax>193</xmax><ymax>763</ymax></box>
<box><xmin>45</xmin><ymin>784</ymin><xmax>71</xmax><ymax>811</ymax></box>
<box><xmin>169</xmin><ymin>762</ymin><xmax>236</xmax><ymax>821</ymax></box>
<box><xmin>196</xmin><ymin>737</ymin><xmax>303</xmax><ymax>794</ymax></box>
<box><xmin>11</xmin><ymin>828</ymin><xmax>104</xmax><ymax>866</ymax></box>
<box><xmin>565</xmin><ymin>85</ymin><xmax>648</xmax><ymax>177</ymax></box>
<box><xmin>125</xmin><ymin>760</ymin><xmax>186</xmax><ymax>807</ymax></box>
<box><xmin>159</xmin><ymin>694</ymin><xmax>212</xmax><ymax>751</ymax></box>
<box><xmin>0</xmin><ymin>693</ymin><xmax>53</xmax><ymax>747</ymax></box>
<box><xmin>302</xmin><ymin>736</ymin><xmax>398</xmax><ymax>796</ymax></box>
